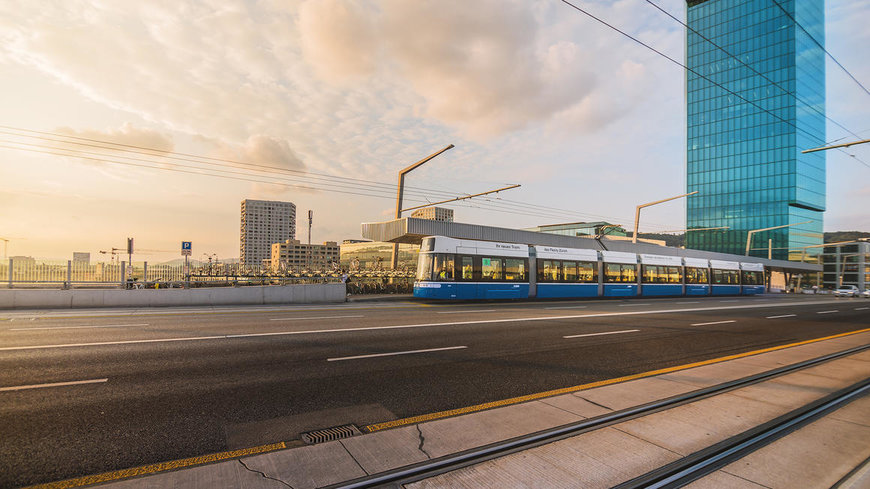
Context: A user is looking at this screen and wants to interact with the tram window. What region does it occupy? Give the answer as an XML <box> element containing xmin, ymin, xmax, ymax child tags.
<box><xmin>686</xmin><ymin>267</ymin><xmax>709</xmax><ymax>284</ymax></box>
<box><xmin>713</xmin><ymin>269</ymin><xmax>740</xmax><ymax>284</ymax></box>
<box><xmin>642</xmin><ymin>265</ymin><xmax>658</xmax><ymax>283</ymax></box>
<box><xmin>416</xmin><ymin>254</ymin><xmax>433</xmax><ymax>281</ymax></box>
<box><xmin>433</xmin><ymin>254</ymin><xmax>454</xmax><ymax>281</ymax></box>
<box><xmin>505</xmin><ymin>258</ymin><xmax>527</xmax><ymax>281</ymax></box>
<box><xmin>578</xmin><ymin>261</ymin><xmax>597</xmax><ymax>283</ymax></box>
<box><xmin>481</xmin><ymin>257</ymin><xmax>503</xmax><ymax>280</ymax></box>
<box><xmin>538</xmin><ymin>260</ymin><xmax>560</xmax><ymax>282</ymax></box>
<box><xmin>743</xmin><ymin>271</ymin><xmax>763</xmax><ymax>285</ymax></box>
<box><xmin>460</xmin><ymin>256</ymin><xmax>473</xmax><ymax>280</ymax></box>
<box><xmin>605</xmin><ymin>263</ymin><xmax>637</xmax><ymax>283</ymax></box>
<box><xmin>667</xmin><ymin>266</ymin><xmax>682</xmax><ymax>283</ymax></box>
<box><xmin>563</xmin><ymin>261</ymin><xmax>578</xmax><ymax>282</ymax></box>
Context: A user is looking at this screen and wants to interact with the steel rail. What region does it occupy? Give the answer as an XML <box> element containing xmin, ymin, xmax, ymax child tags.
<box><xmin>615</xmin><ymin>378</ymin><xmax>870</xmax><ymax>488</ymax></box>
<box><xmin>328</xmin><ymin>343</ymin><xmax>870</xmax><ymax>489</ymax></box>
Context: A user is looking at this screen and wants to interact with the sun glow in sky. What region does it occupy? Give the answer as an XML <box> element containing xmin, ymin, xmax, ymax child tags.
<box><xmin>1</xmin><ymin>0</ymin><xmax>868</xmax><ymax>261</ymax></box>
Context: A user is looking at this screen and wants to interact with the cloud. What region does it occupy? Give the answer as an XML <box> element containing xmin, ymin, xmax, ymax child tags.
<box><xmin>298</xmin><ymin>0</ymin><xmax>378</xmax><ymax>83</ymax></box>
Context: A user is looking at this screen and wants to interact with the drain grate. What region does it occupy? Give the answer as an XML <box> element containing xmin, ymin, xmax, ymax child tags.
<box><xmin>301</xmin><ymin>424</ymin><xmax>361</xmax><ymax>444</ymax></box>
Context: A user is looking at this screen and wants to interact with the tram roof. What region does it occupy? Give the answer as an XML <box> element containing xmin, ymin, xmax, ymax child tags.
<box><xmin>361</xmin><ymin>217</ymin><xmax>821</xmax><ymax>274</ymax></box>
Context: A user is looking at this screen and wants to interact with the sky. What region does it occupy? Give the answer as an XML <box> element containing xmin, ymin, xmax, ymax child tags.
<box><xmin>0</xmin><ymin>0</ymin><xmax>868</xmax><ymax>262</ymax></box>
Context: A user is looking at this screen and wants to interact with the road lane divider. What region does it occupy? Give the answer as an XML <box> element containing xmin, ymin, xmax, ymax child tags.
<box><xmin>677</xmin><ymin>301</ymin><xmax>700</xmax><ymax>304</ymax></box>
<box><xmin>327</xmin><ymin>346</ymin><xmax>467</xmax><ymax>362</ymax></box>
<box><xmin>817</xmin><ymin>310</ymin><xmax>839</xmax><ymax>314</ymax></box>
<box><xmin>766</xmin><ymin>314</ymin><xmax>797</xmax><ymax>319</ymax></box>
<box><xmin>8</xmin><ymin>324</ymin><xmax>149</xmax><ymax>331</ymax></box>
<box><xmin>436</xmin><ymin>309</ymin><xmax>497</xmax><ymax>314</ymax></box>
<box><xmin>563</xmin><ymin>329</ymin><xmax>639</xmax><ymax>339</ymax></box>
<box><xmin>856</xmin><ymin>307</ymin><xmax>869</xmax><ymax>311</ymax></box>
<box><xmin>0</xmin><ymin>378</ymin><xmax>107</xmax><ymax>392</ymax></box>
<box><xmin>544</xmin><ymin>305</ymin><xmax>587</xmax><ymax>310</ymax></box>
<box><xmin>0</xmin><ymin>300</ymin><xmax>851</xmax><ymax>352</ymax></box>
<box><xmin>268</xmin><ymin>315</ymin><xmax>364</xmax><ymax>321</ymax></box>
<box><xmin>365</xmin><ymin>327</ymin><xmax>870</xmax><ymax>432</ymax></box>
<box><xmin>691</xmin><ymin>320</ymin><xmax>737</xmax><ymax>326</ymax></box>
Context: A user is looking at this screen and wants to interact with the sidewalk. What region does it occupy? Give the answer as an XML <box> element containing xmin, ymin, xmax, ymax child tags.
<box><xmin>50</xmin><ymin>329</ymin><xmax>870</xmax><ymax>489</ymax></box>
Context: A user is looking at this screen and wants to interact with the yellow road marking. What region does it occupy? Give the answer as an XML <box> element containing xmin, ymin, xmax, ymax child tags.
<box><xmin>365</xmin><ymin>327</ymin><xmax>870</xmax><ymax>432</ymax></box>
<box><xmin>23</xmin><ymin>442</ymin><xmax>286</xmax><ymax>489</ymax></box>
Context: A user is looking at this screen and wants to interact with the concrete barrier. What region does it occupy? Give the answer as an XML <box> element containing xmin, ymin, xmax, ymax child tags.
<box><xmin>0</xmin><ymin>284</ymin><xmax>346</xmax><ymax>309</ymax></box>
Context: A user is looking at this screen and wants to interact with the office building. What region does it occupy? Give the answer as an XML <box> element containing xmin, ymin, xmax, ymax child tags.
<box><xmin>269</xmin><ymin>239</ymin><xmax>339</xmax><ymax>271</ymax></box>
<box><xmin>240</xmin><ymin>199</ymin><xmax>296</xmax><ymax>266</ymax></box>
<box><xmin>72</xmin><ymin>252</ymin><xmax>90</xmax><ymax>263</ymax></box>
<box><xmin>822</xmin><ymin>241</ymin><xmax>869</xmax><ymax>290</ymax></box>
<box><xmin>685</xmin><ymin>0</ymin><xmax>825</xmax><ymax>260</ymax></box>
<box><xmin>410</xmin><ymin>207</ymin><xmax>454</xmax><ymax>222</ymax></box>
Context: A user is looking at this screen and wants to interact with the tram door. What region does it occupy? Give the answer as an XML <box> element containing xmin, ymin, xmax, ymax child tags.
<box><xmin>528</xmin><ymin>247</ymin><xmax>537</xmax><ymax>298</ymax></box>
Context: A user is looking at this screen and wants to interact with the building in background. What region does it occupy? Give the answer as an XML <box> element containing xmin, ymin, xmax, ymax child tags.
<box><xmin>240</xmin><ymin>199</ymin><xmax>296</xmax><ymax>266</ymax></box>
<box><xmin>685</xmin><ymin>0</ymin><xmax>825</xmax><ymax>261</ymax></box>
<box><xmin>270</xmin><ymin>239</ymin><xmax>339</xmax><ymax>271</ymax></box>
<box><xmin>72</xmin><ymin>252</ymin><xmax>90</xmax><ymax>263</ymax></box>
<box><xmin>410</xmin><ymin>206</ymin><xmax>454</xmax><ymax>222</ymax></box>
<box><xmin>822</xmin><ymin>241</ymin><xmax>869</xmax><ymax>290</ymax></box>
<box><xmin>340</xmin><ymin>240</ymin><xmax>419</xmax><ymax>271</ymax></box>
<box><xmin>525</xmin><ymin>222</ymin><xmax>627</xmax><ymax>238</ymax></box>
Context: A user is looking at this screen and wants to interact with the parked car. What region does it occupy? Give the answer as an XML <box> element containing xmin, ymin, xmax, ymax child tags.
<box><xmin>833</xmin><ymin>285</ymin><xmax>860</xmax><ymax>297</ymax></box>
<box><xmin>862</xmin><ymin>289</ymin><xmax>870</xmax><ymax>298</ymax></box>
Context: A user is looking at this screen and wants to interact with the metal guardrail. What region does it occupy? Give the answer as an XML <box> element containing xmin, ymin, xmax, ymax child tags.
<box><xmin>1</xmin><ymin>258</ymin><xmax>415</xmax><ymax>293</ymax></box>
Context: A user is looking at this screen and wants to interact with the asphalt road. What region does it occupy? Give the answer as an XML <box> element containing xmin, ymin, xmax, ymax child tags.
<box><xmin>1</xmin><ymin>295</ymin><xmax>868</xmax><ymax>487</ymax></box>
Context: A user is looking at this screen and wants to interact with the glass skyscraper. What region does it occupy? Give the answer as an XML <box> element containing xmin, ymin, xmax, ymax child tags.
<box><xmin>685</xmin><ymin>0</ymin><xmax>825</xmax><ymax>261</ymax></box>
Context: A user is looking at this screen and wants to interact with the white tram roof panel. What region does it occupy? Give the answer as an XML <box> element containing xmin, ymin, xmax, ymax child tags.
<box><xmin>535</xmin><ymin>246</ymin><xmax>599</xmax><ymax>261</ymax></box>
<box><xmin>640</xmin><ymin>254</ymin><xmax>683</xmax><ymax>266</ymax></box>
<box><xmin>683</xmin><ymin>257</ymin><xmax>709</xmax><ymax>268</ymax></box>
<box><xmin>740</xmin><ymin>262</ymin><xmax>765</xmax><ymax>271</ymax></box>
<box><xmin>710</xmin><ymin>260</ymin><xmax>740</xmax><ymax>270</ymax></box>
<box><xmin>426</xmin><ymin>236</ymin><xmax>529</xmax><ymax>257</ymax></box>
<box><xmin>600</xmin><ymin>251</ymin><xmax>638</xmax><ymax>265</ymax></box>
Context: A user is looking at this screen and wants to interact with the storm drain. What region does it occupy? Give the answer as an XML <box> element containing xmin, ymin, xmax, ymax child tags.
<box><xmin>301</xmin><ymin>424</ymin><xmax>361</xmax><ymax>444</ymax></box>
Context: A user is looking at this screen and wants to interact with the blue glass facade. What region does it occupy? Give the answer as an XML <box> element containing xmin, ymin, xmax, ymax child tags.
<box><xmin>686</xmin><ymin>0</ymin><xmax>825</xmax><ymax>261</ymax></box>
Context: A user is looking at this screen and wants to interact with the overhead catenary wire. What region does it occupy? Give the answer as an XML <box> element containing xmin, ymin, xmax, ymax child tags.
<box><xmin>0</xmin><ymin>126</ymin><xmax>682</xmax><ymax>230</ymax></box>
<box><xmin>561</xmin><ymin>0</ymin><xmax>870</xmax><ymax>170</ymax></box>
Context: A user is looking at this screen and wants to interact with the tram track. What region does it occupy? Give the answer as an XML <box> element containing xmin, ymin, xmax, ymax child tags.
<box><xmin>328</xmin><ymin>343</ymin><xmax>870</xmax><ymax>489</ymax></box>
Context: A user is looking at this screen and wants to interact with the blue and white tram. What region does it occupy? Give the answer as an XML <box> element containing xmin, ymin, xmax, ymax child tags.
<box><xmin>414</xmin><ymin>236</ymin><xmax>529</xmax><ymax>300</ymax></box>
<box><xmin>639</xmin><ymin>254</ymin><xmax>684</xmax><ymax>297</ymax></box>
<box><xmin>740</xmin><ymin>262</ymin><xmax>765</xmax><ymax>295</ymax></box>
<box><xmin>535</xmin><ymin>246</ymin><xmax>599</xmax><ymax>298</ymax></box>
<box><xmin>683</xmin><ymin>257</ymin><xmax>710</xmax><ymax>296</ymax></box>
<box><xmin>709</xmin><ymin>260</ymin><xmax>741</xmax><ymax>296</ymax></box>
<box><xmin>413</xmin><ymin>236</ymin><xmax>768</xmax><ymax>300</ymax></box>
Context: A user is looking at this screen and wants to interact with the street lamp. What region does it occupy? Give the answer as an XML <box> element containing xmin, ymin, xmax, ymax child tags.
<box><xmin>632</xmin><ymin>191</ymin><xmax>698</xmax><ymax>243</ymax></box>
<box><xmin>744</xmin><ymin>221</ymin><xmax>813</xmax><ymax>256</ymax></box>
<box><xmin>390</xmin><ymin>144</ymin><xmax>455</xmax><ymax>268</ymax></box>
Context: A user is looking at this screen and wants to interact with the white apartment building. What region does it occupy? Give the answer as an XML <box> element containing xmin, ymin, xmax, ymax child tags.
<box><xmin>270</xmin><ymin>239</ymin><xmax>339</xmax><ymax>271</ymax></box>
<box><xmin>240</xmin><ymin>199</ymin><xmax>296</xmax><ymax>266</ymax></box>
<box><xmin>410</xmin><ymin>206</ymin><xmax>454</xmax><ymax>222</ymax></box>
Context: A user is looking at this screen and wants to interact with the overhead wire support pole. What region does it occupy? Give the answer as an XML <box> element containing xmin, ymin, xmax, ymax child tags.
<box><xmin>391</xmin><ymin>144</ymin><xmax>455</xmax><ymax>269</ymax></box>
<box><xmin>400</xmin><ymin>185</ymin><xmax>521</xmax><ymax>213</ymax></box>
<box><xmin>632</xmin><ymin>191</ymin><xmax>698</xmax><ymax>243</ymax></box>
<box><xmin>802</xmin><ymin>139</ymin><xmax>870</xmax><ymax>154</ymax></box>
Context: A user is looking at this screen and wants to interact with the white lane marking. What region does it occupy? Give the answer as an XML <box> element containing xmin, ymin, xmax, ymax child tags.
<box><xmin>0</xmin><ymin>300</ymin><xmax>849</xmax><ymax>352</ymax></box>
<box><xmin>691</xmin><ymin>320</ymin><xmax>737</xmax><ymax>326</ymax></box>
<box><xmin>269</xmin><ymin>315</ymin><xmax>364</xmax><ymax>322</ymax></box>
<box><xmin>563</xmin><ymin>329</ymin><xmax>639</xmax><ymax>339</ymax></box>
<box><xmin>816</xmin><ymin>310</ymin><xmax>838</xmax><ymax>314</ymax></box>
<box><xmin>0</xmin><ymin>378</ymin><xmax>108</xmax><ymax>392</ymax></box>
<box><xmin>754</xmin><ymin>299</ymin><xmax>770</xmax><ymax>302</ymax></box>
<box><xmin>8</xmin><ymin>324</ymin><xmax>149</xmax><ymax>331</ymax></box>
<box><xmin>677</xmin><ymin>301</ymin><xmax>700</xmax><ymax>304</ymax></box>
<box><xmin>436</xmin><ymin>309</ymin><xmax>497</xmax><ymax>314</ymax></box>
<box><xmin>618</xmin><ymin>303</ymin><xmax>651</xmax><ymax>307</ymax></box>
<box><xmin>719</xmin><ymin>300</ymin><xmax>739</xmax><ymax>303</ymax></box>
<box><xmin>544</xmin><ymin>306</ymin><xmax>588</xmax><ymax>310</ymax></box>
<box><xmin>856</xmin><ymin>307</ymin><xmax>869</xmax><ymax>311</ymax></box>
<box><xmin>327</xmin><ymin>345</ymin><xmax>467</xmax><ymax>362</ymax></box>
<box><xmin>766</xmin><ymin>314</ymin><xmax>796</xmax><ymax>319</ymax></box>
